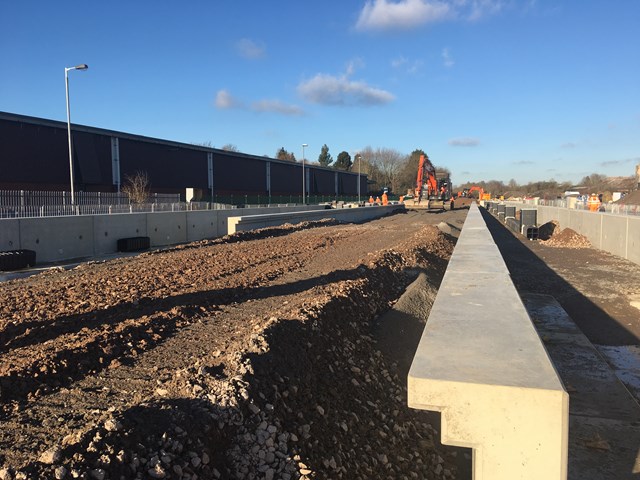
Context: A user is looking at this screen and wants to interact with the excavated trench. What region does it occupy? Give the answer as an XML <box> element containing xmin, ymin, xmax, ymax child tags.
<box><xmin>0</xmin><ymin>210</ymin><xmax>469</xmax><ymax>479</ymax></box>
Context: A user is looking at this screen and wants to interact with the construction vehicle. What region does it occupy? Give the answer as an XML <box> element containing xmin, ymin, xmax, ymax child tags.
<box><xmin>415</xmin><ymin>154</ymin><xmax>454</xmax><ymax>211</ymax></box>
<box><xmin>459</xmin><ymin>185</ymin><xmax>491</xmax><ymax>201</ymax></box>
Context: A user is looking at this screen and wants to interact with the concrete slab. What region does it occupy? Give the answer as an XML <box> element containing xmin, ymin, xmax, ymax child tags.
<box><xmin>0</xmin><ymin>218</ymin><xmax>21</xmax><ymax>251</ymax></box>
<box><xmin>522</xmin><ymin>293</ymin><xmax>640</xmax><ymax>479</ymax></box>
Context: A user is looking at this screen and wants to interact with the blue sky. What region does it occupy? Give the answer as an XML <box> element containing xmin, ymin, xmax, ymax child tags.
<box><xmin>1</xmin><ymin>0</ymin><xmax>638</xmax><ymax>185</ymax></box>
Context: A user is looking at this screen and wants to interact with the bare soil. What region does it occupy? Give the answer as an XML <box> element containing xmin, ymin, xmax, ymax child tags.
<box><xmin>0</xmin><ymin>209</ymin><xmax>468</xmax><ymax>480</ymax></box>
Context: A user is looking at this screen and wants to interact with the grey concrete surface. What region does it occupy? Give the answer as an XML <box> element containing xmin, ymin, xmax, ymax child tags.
<box><xmin>523</xmin><ymin>293</ymin><xmax>640</xmax><ymax>479</ymax></box>
<box><xmin>227</xmin><ymin>204</ymin><xmax>403</xmax><ymax>234</ymax></box>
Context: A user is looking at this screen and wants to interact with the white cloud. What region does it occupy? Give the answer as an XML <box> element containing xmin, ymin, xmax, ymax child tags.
<box><xmin>356</xmin><ymin>0</ymin><xmax>451</xmax><ymax>31</ymax></box>
<box><xmin>442</xmin><ymin>48</ymin><xmax>454</xmax><ymax>67</ymax></box>
<box><xmin>216</xmin><ymin>90</ymin><xmax>304</xmax><ymax>116</ymax></box>
<box><xmin>391</xmin><ymin>56</ymin><xmax>408</xmax><ymax>68</ymax></box>
<box><xmin>297</xmin><ymin>74</ymin><xmax>395</xmax><ymax>106</ymax></box>
<box><xmin>448</xmin><ymin>137</ymin><xmax>480</xmax><ymax>146</ymax></box>
<box><xmin>345</xmin><ymin>58</ymin><xmax>365</xmax><ymax>76</ymax></box>
<box><xmin>236</xmin><ymin>38</ymin><xmax>266</xmax><ymax>59</ymax></box>
<box><xmin>355</xmin><ymin>0</ymin><xmax>506</xmax><ymax>30</ymax></box>
<box><xmin>215</xmin><ymin>90</ymin><xmax>242</xmax><ymax>109</ymax></box>
<box><xmin>391</xmin><ymin>56</ymin><xmax>423</xmax><ymax>73</ymax></box>
<box><xmin>251</xmin><ymin>99</ymin><xmax>304</xmax><ymax>116</ymax></box>
<box><xmin>465</xmin><ymin>0</ymin><xmax>505</xmax><ymax>21</ymax></box>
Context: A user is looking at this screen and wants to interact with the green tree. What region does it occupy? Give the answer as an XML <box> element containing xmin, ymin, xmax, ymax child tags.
<box><xmin>318</xmin><ymin>144</ymin><xmax>333</xmax><ymax>167</ymax></box>
<box><xmin>276</xmin><ymin>147</ymin><xmax>296</xmax><ymax>162</ymax></box>
<box><xmin>334</xmin><ymin>151</ymin><xmax>352</xmax><ymax>171</ymax></box>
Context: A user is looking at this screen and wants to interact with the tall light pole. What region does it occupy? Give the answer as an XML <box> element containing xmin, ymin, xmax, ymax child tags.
<box><xmin>65</xmin><ymin>63</ymin><xmax>89</xmax><ymax>206</ymax></box>
<box><xmin>302</xmin><ymin>143</ymin><xmax>308</xmax><ymax>205</ymax></box>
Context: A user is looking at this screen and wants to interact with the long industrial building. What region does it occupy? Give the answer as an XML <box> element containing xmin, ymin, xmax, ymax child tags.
<box><xmin>0</xmin><ymin>111</ymin><xmax>366</xmax><ymax>200</ymax></box>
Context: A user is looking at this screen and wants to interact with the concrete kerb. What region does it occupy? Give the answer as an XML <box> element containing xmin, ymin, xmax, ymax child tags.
<box><xmin>408</xmin><ymin>203</ymin><xmax>569</xmax><ymax>480</ymax></box>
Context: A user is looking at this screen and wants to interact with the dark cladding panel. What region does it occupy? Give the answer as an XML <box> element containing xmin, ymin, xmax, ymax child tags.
<box><xmin>0</xmin><ymin>118</ymin><xmax>69</xmax><ymax>187</ymax></box>
<box><xmin>213</xmin><ymin>152</ymin><xmax>267</xmax><ymax>194</ymax></box>
<box><xmin>308</xmin><ymin>168</ymin><xmax>334</xmax><ymax>195</ymax></box>
<box><xmin>270</xmin><ymin>161</ymin><xmax>301</xmax><ymax>196</ymax></box>
<box><xmin>119</xmin><ymin>138</ymin><xmax>208</xmax><ymax>189</ymax></box>
<box><xmin>73</xmin><ymin>131</ymin><xmax>112</xmax><ymax>188</ymax></box>
<box><xmin>338</xmin><ymin>172</ymin><xmax>357</xmax><ymax>195</ymax></box>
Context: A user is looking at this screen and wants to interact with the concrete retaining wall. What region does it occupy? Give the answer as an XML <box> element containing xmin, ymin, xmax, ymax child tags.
<box><xmin>0</xmin><ymin>205</ymin><xmax>327</xmax><ymax>264</ymax></box>
<box><xmin>408</xmin><ymin>203</ymin><xmax>568</xmax><ymax>479</ymax></box>
<box><xmin>227</xmin><ymin>204</ymin><xmax>402</xmax><ymax>234</ymax></box>
<box><xmin>519</xmin><ymin>204</ymin><xmax>640</xmax><ymax>265</ymax></box>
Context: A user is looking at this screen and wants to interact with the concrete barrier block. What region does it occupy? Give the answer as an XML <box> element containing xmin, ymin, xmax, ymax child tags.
<box><xmin>93</xmin><ymin>213</ymin><xmax>148</xmax><ymax>255</ymax></box>
<box><xmin>0</xmin><ymin>219</ymin><xmax>21</xmax><ymax>251</ymax></box>
<box><xmin>227</xmin><ymin>205</ymin><xmax>402</xmax><ymax>235</ymax></box>
<box><xmin>569</xmin><ymin>210</ymin><xmax>601</xmax><ymax>249</ymax></box>
<box><xmin>146</xmin><ymin>212</ymin><xmax>188</xmax><ymax>247</ymax></box>
<box><xmin>408</xmin><ymin>204</ymin><xmax>568</xmax><ymax>479</ymax></box>
<box><xmin>628</xmin><ymin>217</ymin><xmax>640</xmax><ymax>264</ymax></box>
<box><xmin>600</xmin><ymin>214</ymin><xmax>627</xmax><ymax>259</ymax></box>
<box><xmin>19</xmin><ymin>215</ymin><xmax>95</xmax><ymax>263</ymax></box>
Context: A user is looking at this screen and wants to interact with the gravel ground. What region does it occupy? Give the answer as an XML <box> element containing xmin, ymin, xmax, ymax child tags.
<box><xmin>0</xmin><ymin>209</ymin><xmax>468</xmax><ymax>480</ymax></box>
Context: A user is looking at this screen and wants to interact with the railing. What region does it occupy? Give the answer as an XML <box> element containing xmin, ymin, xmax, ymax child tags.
<box><xmin>0</xmin><ymin>190</ymin><xmax>390</xmax><ymax>218</ymax></box>
<box><xmin>519</xmin><ymin>197</ymin><xmax>640</xmax><ymax>216</ymax></box>
<box><xmin>0</xmin><ymin>190</ymin><xmax>377</xmax><ymax>219</ymax></box>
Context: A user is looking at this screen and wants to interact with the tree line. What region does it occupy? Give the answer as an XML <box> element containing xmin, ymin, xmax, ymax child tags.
<box><xmin>215</xmin><ymin>143</ymin><xmax>634</xmax><ymax>198</ymax></box>
<box><xmin>275</xmin><ymin>145</ymin><xmax>450</xmax><ymax>195</ymax></box>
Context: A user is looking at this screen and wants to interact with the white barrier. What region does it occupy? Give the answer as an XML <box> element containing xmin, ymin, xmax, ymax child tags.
<box><xmin>408</xmin><ymin>203</ymin><xmax>569</xmax><ymax>480</ymax></box>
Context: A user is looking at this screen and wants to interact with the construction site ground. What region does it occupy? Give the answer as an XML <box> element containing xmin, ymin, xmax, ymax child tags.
<box><xmin>1</xmin><ymin>205</ymin><xmax>640</xmax><ymax>479</ymax></box>
<box><xmin>0</xmin><ymin>209</ymin><xmax>468</xmax><ymax>480</ymax></box>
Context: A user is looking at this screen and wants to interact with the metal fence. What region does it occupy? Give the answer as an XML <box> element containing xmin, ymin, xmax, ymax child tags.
<box><xmin>0</xmin><ymin>190</ymin><xmax>374</xmax><ymax>219</ymax></box>
<box><xmin>520</xmin><ymin>198</ymin><xmax>640</xmax><ymax>216</ymax></box>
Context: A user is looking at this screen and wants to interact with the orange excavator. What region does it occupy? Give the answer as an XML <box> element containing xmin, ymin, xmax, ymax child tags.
<box><xmin>415</xmin><ymin>154</ymin><xmax>453</xmax><ymax>210</ymax></box>
<box><xmin>458</xmin><ymin>186</ymin><xmax>490</xmax><ymax>201</ymax></box>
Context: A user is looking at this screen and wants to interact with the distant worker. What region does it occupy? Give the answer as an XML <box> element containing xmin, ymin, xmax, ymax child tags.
<box><xmin>381</xmin><ymin>191</ymin><xmax>388</xmax><ymax>206</ymax></box>
<box><xmin>587</xmin><ymin>193</ymin><xmax>601</xmax><ymax>212</ymax></box>
<box><xmin>399</xmin><ymin>195</ymin><xmax>404</xmax><ymax>203</ymax></box>
<box><xmin>375</xmin><ymin>196</ymin><xmax>381</xmax><ymax>205</ymax></box>
<box><xmin>369</xmin><ymin>195</ymin><xmax>374</xmax><ymax>204</ymax></box>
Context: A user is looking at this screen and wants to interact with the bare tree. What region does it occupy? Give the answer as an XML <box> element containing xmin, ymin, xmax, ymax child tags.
<box><xmin>222</xmin><ymin>144</ymin><xmax>239</xmax><ymax>152</ymax></box>
<box><xmin>121</xmin><ymin>171</ymin><xmax>151</xmax><ymax>204</ymax></box>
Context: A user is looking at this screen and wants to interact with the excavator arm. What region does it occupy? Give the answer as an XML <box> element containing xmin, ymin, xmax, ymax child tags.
<box><xmin>415</xmin><ymin>154</ymin><xmax>437</xmax><ymax>202</ymax></box>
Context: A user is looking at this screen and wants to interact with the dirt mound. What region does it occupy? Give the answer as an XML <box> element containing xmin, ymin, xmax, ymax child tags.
<box><xmin>0</xmin><ymin>211</ymin><xmax>465</xmax><ymax>479</ymax></box>
<box><xmin>615</xmin><ymin>190</ymin><xmax>640</xmax><ymax>206</ymax></box>
<box><xmin>541</xmin><ymin>227</ymin><xmax>591</xmax><ymax>249</ymax></box>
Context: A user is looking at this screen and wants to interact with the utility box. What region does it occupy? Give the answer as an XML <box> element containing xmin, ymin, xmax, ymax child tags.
<box><xmin>521</xmin><ymin>209</ymin><xmax>537</xmax><ymax>228</ymax></box>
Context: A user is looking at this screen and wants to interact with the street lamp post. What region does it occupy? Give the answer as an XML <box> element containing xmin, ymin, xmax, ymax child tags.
<box><xmin>302</xmin><ymin>143</ymin><xmax>308</xmax><ymax>205</ymax></box>
<box><xmin>65</xmin><ymin>63</ymin><xmax>89</xmax><ymax>207</ymax></box>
